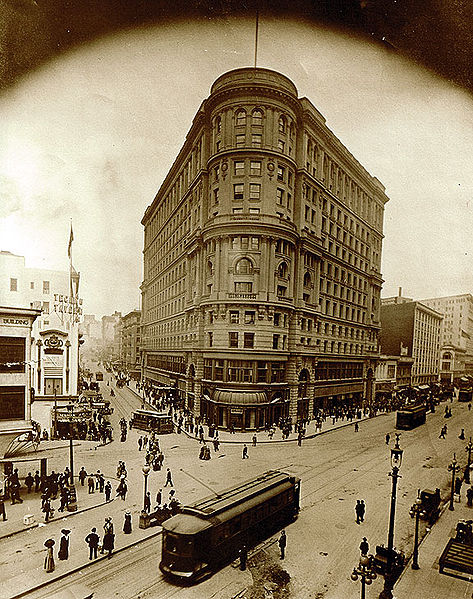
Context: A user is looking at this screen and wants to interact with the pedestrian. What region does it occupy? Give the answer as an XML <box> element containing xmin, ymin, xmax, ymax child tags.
<box><xmin>144</xmin><ymin>491</ymin><xmax>151</xmax><ymax>513</ymax></box>
<box><xmin>439</xmin><ymin>425</ymin><xmax>447</xmax><ymax>439</ymax></box>
<box><xmin>354</xmin><ymin>422</ymin><xmax>359</xmax><ymax>433</ymax></box>
<box><xmin>164</xmin><ymin>468</ymin><xmax>173</xmax><ymax>487</ymax></box>
<box><xmin>385</xmin><ymin>433</ymin><xmax>390</xmax><ymax>445</ymax></box>
<box><xmin>138</xmin><ymin>436</ymin><xmax>143</xmax><ymax>451</ymax></box>
<box><xmin>88</xmin><ymin>476</ymin><xmax>95</xmax><ymax>493</ymax></box>
<box><xmin>360</xmin><ymin>537</ymin><xmax>369</xmax><ymax>555</ymax></box>
<box><xmin>104</xmin><ymin>481</ymin><xmax>112</xmax><ymax>502</ymax></box>
<box><xmin>252</xmin><ymin>434</ymin><xmax>257</xmax><ymax>447</ymax></box>
<box><xmin>58</xmin><ymin>529</ymin><xmax>70</xmax><ymax>560</ymax></box>
<box><xmin>58</xmin><ymin>486</ymin><xmax>68</xmax><ymax>512</ymax></box>
<box><xmin>239</xmin><ymin>544</ymin><xmax>248</xmax><ymax>570</ymax></box>
<box><xmin>25</xmin><ymin>472</ymin><xmax>34</xmax><ymax>493</ymax></box>
<box><xmin>78</xmin><ymin>467</ymin><xmax>87</xmax><ymax>486</ymax></box>
<box><xmin>455</xmin><ymin>477</ymin><xmax>463</xmax><ymax>498</ymax></box>
<box><xmin>355</xmin><ymin>500</ymin><xmax>362</xmax><ymax>524</ymax></box>
<box><xmin>242</xmin><ymin>444</ymin><xmax>249</xmax><ymax>459</ymax></box>
<box><xmin>42</xmin><ymin>497</ymin><xmax>53</xmax><ymax>522</ymax></box>
<box><xmin>156</xmin><ymin>488</ymin><xmax>162</xmax><ymax>506</ymax></box>
<box><xmin>123</xmin><ymin>510</ymin><xmax>132</xmax><ymax>534</ymax></box>
<box><xmin>44</xmin><ymin>539</ymin><xmax>55</xmax><ymax>572</ymax></box>
<box><xmin>360</xmin><ymin>499</ymin><xmax>366</xmax><ymax>522</ymax></box>
<box><xmin>278</xmin><ymin>530</ymin><xmax>287</xmax><ymax>559</ymax></box>
<box><xmin>85</xmin><ymin>527</ymin><xmax>100</xmax><ymax>560</ymax></box>
<box><xmin>102</xmin><ymin>517</ymin><xmax>115</xmax><ymax>558</ymax></box>
<box><xmin>0</xmin><ymin>493</ymin><xmax>7</xmax><ymax>521</ymax></box>
<box><xmin>467</xmin><ymin>486</ymin><xmax>473</xmax><ymax>507</ymax></box>
<box><xmin>459</xmin><ymin>429</ymin><xmax>466</xmax><ymax>440</ymax></box>
<box><xmin>34</xmin><ymin>470</ymin><xmax>41</xmax><ymax>492</ymax></box>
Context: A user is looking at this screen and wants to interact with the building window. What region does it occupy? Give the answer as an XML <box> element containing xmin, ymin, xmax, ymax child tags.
<box><xmin>233</xmin><ymin>207</ymin><xmax>243</xmax><ymax>215</ymax></box>
<box><xmin>0</xmin><ymin>337</ymin><xmax>25</xmax><ymax>373</ymax></box>
<box><xmin>241</xmin><ymin>236</ymin><xmax>249</xmax><ymax>249</ymax></box>
<box><xmin>251</xmin><ymin>134</ymin><xmax>262</xmax><ymax>147</ymax></box>
<box><xmin>30</xmin><ymin>281</ymin><xmax>34</xmax><ymax>289</ymax></box>
<box><xmin>244</xmin><ymin>333</ymin><xmax>254</xmax><ymax>348</ymax></box>
<box><xmin>43</xmin><ymin>280</ymin><xmax>50</xmax><ymax>294</ymax></box>
<box><xmin>234</xmin><ymin>282</ymin><xmax>253</xmax><ymax>293</ymax></box>
<box><xmin>0</xmin><ymin>386</ymin><xmax>25</xmax><ymax>420</ymax></box>
<box><xmin>229</xmin><ymin>332</ymin><xmax>239</xmax><ymax>348</ymax></box>
<box><xmin>249</xmin><ymin>183</ymin><xmax>261</xmax><ymax>200</ymax></box>
<box><xmin>42</xmin><ymin>301</ymin><xmax>50</xmax><ymax>314</ymax></box>
<box><xmin>216</xmin><ymin>116</ymin><xmax>222</xmax><ymax>133</ymax></box>
<box><xmin>249</xmin><ymin>207</ymin><xmax>260</xmax><ymax>215</ymax></box>
<box><xmin>251</xmin><ymin>237</ymin><xmax>259</xmax><ymax>249</ymax></box>
<box><xmin>272</xmin><ymin>334</ymin><xmax>280</xmax><ymax>349</ymax></box>
<box><xmin>208</xmin><ymin>332</ymin><xmax>213</xmax><ymax>347</ymax></box>
<box><xmin>234</xmin><ymin>161</ymin><xmax>245</xmax><ymax>176</ymax></box>
<box><xmin>276</xmin><ymin>188</ymin><xmax>284</xmax><ymax>205</ymax></box>
<box><xmin>274</xmin><ymin>312</ymin><xmax>281</xmax><ymax>326</ymax></box>
<box><xmin>277</xmin><ymin>166</ymin><xmax>285</xmax><ymax>181</ymax></box>
<box><xmin>278</xmin><ymin>140</ymin><xmax>285</xmax><ymax>153</ymax></box>
<box><xmin>244</xmin><ymin>311</ymin><xmax>255</xmax><ymax>324</ymax></box>
<box><xmin>216</xmin><ymin>140</ymin><xmax>221</xmax><ymax>152</ymax></box>
<box><xmin>278</xmin><ymin>115</ymin><xmax>287</xmax><ymax>133</ymax></box>
<box><xmin>277</xmin><ymin>262</ymin><xmax>288</xmax><ymax>278</ymax></box>
<box><xmin>10</xmin><ymin>278</ymin><xmax>18</xmax><ymax>292</ymax></box>
<box><xmin>236</xmin><ymin>110</ymin><xmax>246</xmax><ymax>126</ymax></box>
<box><xmin>236</xmin><ymin>134</ymin><xmax>245</xmax><ymax>147</ymax></box>
<box><xmin>235</xmin><ymin>258</ymin><xmax>253</xmax><ymax>274</ymax></box>
<box><xmin>252</xmin><ymin>109</ymin><xmax>263</xmax><ymax>125</ymax></box>
<box><xmin>213</xmin><ymin>189</ymin><xmax>219</xmax><ymax>204</ymax></box>
<box><xmin>234</xmin><ymin>183</ymin><xmax>244</xmax><ymax>200</ymax></box>
<box><xmin>230</xmin><ymin>310</ymin><xmax>240</xmax><ymax>324</ymax></box>
<box><xmin>250</xmin><ymin>161</ymin><xmax>262</xmax><ymax>175</ymax></box>
<box><xmin>277</xmin><ymin>285</ymin><xmax>287</xmax><ymax>297</ymax></box>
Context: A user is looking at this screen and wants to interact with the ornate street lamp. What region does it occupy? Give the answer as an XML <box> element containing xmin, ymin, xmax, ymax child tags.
<box><xmin>465</xmin><ymin>438</ymin><xmax>473</xmax><ymax>484</ymax></box>
<box><xmin>379</xmin><ymin>433</ymin><xmax>403</xmax><ymax>599</ymax></box>
<box><xmin>142</xmin><ymin>464</ymin><xmax>151</xmax><ymax>512</ymax></box>
<box><xmin>409</xmin><ymin>490</ymin><xmax>422</xmax><ymax>570</ymax></box>
<box><xmin>351</xmin><ymin>546</ymin><xmax>377</xmax><ymax>599</ymax></box>
<box><xmin>448</xmin><ymin>454</ymin><xmax>460</xmax><ymax>511</ymax></box>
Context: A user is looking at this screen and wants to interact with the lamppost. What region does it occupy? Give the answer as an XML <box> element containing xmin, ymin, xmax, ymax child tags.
<box><xmin>379</xmin><ymin>433</ymin><xmax>403</xmax><ymax>599</ymax></box>
<box><xmin>448</xmin><ymin>454</ymin><xmax>460</xmax><ymax>511</ymax></box>
<box><xmin>67</xmin><ymin>402</ymin><xmax>77</xmax><ymax>511</ymax></box>
<box><xmin>142</xmin><ymin>464</ymin><xmax>151</xmax><ymax>511</ymax></box>
<box><xmin>465</xmin><ymin>438</ymin><xmax>473</xmax><ymax>484</ymax></box>
<box><xmin>409</xmin><ymin>490</ymin><xmax>422</xmax><ymax>570</ymax></box>
<box><xmin>351</xmin><ymin>546</ymin><xmax>377</xmax><ymax>599</ymax></box>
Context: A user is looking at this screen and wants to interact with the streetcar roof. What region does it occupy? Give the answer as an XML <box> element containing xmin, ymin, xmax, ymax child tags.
<box><xmin>162</xmin><ymin>513</ymin><xmax>212</xmax><ymax>534</ymax></box>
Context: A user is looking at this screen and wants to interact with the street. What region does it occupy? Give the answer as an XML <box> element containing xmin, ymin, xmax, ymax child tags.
<box><xmin>5</xmin><ymin>372</ymin><xmax>472</xmax><ymax>599</ymax></box>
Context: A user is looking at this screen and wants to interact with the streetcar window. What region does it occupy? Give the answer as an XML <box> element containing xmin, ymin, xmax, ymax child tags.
<box><xmin>164</xmin><ymin>533</ymin><xmax>179</xmax><ymax>553</ymax></box>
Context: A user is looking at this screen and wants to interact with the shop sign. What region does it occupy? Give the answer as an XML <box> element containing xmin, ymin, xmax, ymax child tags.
<box><xmin>1</xmin><ymin>318</ymin><xmax>29</xmax><ymax>326</ymax></box>
<box><xmin>230</xmin><ymin>408</ymin><xmax>243</xmax><ymax>414</ymax></box>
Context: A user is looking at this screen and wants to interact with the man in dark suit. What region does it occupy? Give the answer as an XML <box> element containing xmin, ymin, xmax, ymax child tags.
<box><xmin>85</xmin><ymin>527</ymin><xmax>100</xmax><ymax>560</ymax></box>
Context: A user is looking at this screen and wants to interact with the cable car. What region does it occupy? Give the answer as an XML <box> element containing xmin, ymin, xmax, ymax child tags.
<box><xmin>159</xmin><ymin>470</ymin><xmax>300</xmax><ymax>582</ymax></box>
<box><xmin>131</xmin><ymin>409</ymin><xmax>173</xmax><ymax>434</ymax></box>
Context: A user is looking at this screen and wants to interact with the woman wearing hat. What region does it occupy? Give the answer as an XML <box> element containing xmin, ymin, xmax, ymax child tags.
<box><xmin>102</xmin><ymin>517</ymin><xmax>115</xmax><ymax>558</ymax></box>
<box><xmin>58</xmin><ymin>529</ymin><xmax>70</xmax><ymax>560</ymax></box>
<box><xmin>123</xmin><ymin>511</ymin><xmax>132</xmax><ymax>534</ymax></box>
<box><xmin>44</xmin><ymin>539</ymin><xmax>55</xmax><ymax>572</ymax></box>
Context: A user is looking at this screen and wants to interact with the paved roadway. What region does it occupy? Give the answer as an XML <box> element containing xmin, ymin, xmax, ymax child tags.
<box><xmin>18</xmin><ymin>373</ymin><xmax>473</xmax><ymax>599</ymax></box>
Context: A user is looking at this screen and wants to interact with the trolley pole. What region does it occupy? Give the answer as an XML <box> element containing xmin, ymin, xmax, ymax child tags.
<box><xmin>180</xmin><ymin>469</ymin><xmax>222</xmax><ymax>498</ymax></box>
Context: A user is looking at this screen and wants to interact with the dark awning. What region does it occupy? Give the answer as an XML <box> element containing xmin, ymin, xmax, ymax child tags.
<box><xmin>214</xmin><ymin>389</ymin><xmax>268</xmax><ymax>405</ymax></box>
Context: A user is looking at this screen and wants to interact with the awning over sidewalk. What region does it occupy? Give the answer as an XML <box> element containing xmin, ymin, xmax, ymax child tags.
<box><xmin>214</xmin><ymin>390</ymin><xmax>268</xmax><ymax>405</ymax></box>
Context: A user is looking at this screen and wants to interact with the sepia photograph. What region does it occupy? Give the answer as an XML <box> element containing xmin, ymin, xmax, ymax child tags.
<box><xmin>1</xmin><ymin>1</ymin><xmax>473</xmax><ymax>598</ymax></box>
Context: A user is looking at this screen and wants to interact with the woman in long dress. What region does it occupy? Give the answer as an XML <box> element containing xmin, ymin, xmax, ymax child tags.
<box><xmin>58</xmin><ymin>529</ymin><xmax>70</xmax><ymax>560</ymax></box>
<box><xmin>44</xmin><ymin>539</ymin><xmax>55</xmax><ymax>572</ymax></box>
<box><xmin>102</xmin><ymin>517</ymin><xmax>115</xmax><ymax>558</ymax></box>
<box><xmin>123</xmin><ymin>511</ymin><xmax>132</xmax><ymax>534</ymax></box>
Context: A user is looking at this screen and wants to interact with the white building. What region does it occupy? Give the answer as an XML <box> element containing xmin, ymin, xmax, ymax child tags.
<box><xmin>0</xmin><ymin>251</ymin><xmax>82</xmax><ymax>433</ymax></box>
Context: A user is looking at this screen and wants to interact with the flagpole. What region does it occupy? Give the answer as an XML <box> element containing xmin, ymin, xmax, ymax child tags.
<box><xmin>254</xmin><ymin>10</ymin><xmax>259</xmax><ymax>69</ymax></box>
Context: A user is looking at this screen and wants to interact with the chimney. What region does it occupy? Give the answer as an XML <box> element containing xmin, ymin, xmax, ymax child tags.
<box><xmin>398</xmin><ymin>287</ymin><xmax>402</xmax><ymax>297</ymax></box>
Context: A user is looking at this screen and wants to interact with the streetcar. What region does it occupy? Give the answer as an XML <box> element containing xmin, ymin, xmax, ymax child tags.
<box><xmin>130</xmin><ymin>409</ymin><xmax>173</xmax><ymax>434</ymax></box>
<box><xmin>159</xmin><ymin>470</ymin><xmax>300</xmax><ymax>582</ymax></box>
<box><xmin>395</xmin><ymin>403</ymin><xmax>426</xmax><ymax>430</ymax></box>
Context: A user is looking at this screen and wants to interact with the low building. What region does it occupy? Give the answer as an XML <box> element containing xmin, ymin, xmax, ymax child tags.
<box><xmin>0</xmin><ymin>306</ymin><xmax>41</xmax><ymax>457</ymax></box>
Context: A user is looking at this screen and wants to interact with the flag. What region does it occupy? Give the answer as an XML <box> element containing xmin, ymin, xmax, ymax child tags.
<box><xmin>67</xmin><ymin>225</ymin><xmax>74</xmax><ymax>259</ymax></box>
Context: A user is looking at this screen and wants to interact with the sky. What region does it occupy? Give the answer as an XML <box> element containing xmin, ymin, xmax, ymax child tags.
<box><xmin>1</xmin><ymin>15</ymin><xmax>472</xmax><ymax>316</ymax></box>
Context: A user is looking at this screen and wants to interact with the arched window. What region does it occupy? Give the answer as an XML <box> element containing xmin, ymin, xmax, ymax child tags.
<box><xmin>236</xmin><ymin>110</ymin><xmax>246</xmax><ymax>126</ymax></box>
<box><xmin>235</xmin><ymin>258</ymin><xmax>253</xmax><ymax>274</ymax></box>
<box><xmin>207</xmin><ymin>260</ymin><xmax>213</xmax><ymax>277</ymax></box>
<box><xmin>278</xmin><ymin>115</ymin><xmax>287</xmax><ymax>133</ymax></box>
<box><xmin>289</xmin><ymin>122</ymin><xmax>295</xmax><ymax>139</ymax></box>
<box><xmin>303</xmin><ymin>272</ymin><xmax>311</xmax><ymax>287</ymax></box>
<box><xmin>442</xmin><ymin>352</ymin><xmax>452</xmax><ymax>360</ymax></box>
<box><xmin>252</xmin><ymin>109</ymin><xmax>263</xmax><ymax>125</ymax></box>
<box><xmin>278</xmin><ymin>262</ymin><xmax>288</xmax><ymax>278</ymax></box>
<box><xmin>215</xmin><ymin>116</ymin><xmax>222</xmax><ymax>133</ymax></box>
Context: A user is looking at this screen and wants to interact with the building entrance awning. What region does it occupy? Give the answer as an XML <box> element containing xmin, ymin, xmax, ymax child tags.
<box><xmin>214</xmin><ymin>389</ymin><xmax>268</xmax><ymax>405</ymax></box>
<box><xmin>418</xmin><ymin>385</ymin><xmax>430</xmax><ymax>390</ymax></box>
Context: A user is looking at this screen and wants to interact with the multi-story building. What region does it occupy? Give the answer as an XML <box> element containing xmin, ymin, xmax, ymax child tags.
<box><xmin>141</xmin><ymin>67</ymin><xmax>388</xmax><ymax>430</ymax></box>
<box><xmin>374</xmin><ymin>352</ymin><xmax>414</xmax><ymax>400</ymax></box>
<box><xmin>101</xmin><ymin>312</ymin><xmax>122</xmax><ymax>362</ymax></box>
<box><xmin>120</xmin><ymin>310</ymin><xmax>141</xmax><ymax>378</ymax></box>
<box><xmin>380</xmin><ymin>293</ymin><xmax>443</xmax><ymax>385</ymax></box>
<box><xmin>419</xmin><ymin>294</ymin><xmax>473</xmax><ymax>383</ymax></box>
<box><xmin>0</xmin><ymin>306</ymin><xmax>41</xmax><ymax>457</ymax></box>
<box><xmin>0</xmin><ymin>250</ymin><xmax>82</xmax><ymax>433</ymax></box>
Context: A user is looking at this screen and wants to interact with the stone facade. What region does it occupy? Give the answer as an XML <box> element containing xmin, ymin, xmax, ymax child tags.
<box><xmin>141</xmin><ymin>67</ymin><xmax>388</xmax><ymax>430</ymax></box>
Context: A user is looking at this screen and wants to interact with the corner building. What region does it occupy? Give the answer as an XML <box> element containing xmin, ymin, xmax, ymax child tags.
<box><xmin>141</xmin><ymin>68</ymin><xmax>388</xmax><ymax>430</ymax></box>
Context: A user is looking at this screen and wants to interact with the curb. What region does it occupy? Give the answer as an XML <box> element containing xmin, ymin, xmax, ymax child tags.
<box><xmin>8</xmin><ymin>528</ymin><xmax>163</xmax><ymax>599</ymax></box>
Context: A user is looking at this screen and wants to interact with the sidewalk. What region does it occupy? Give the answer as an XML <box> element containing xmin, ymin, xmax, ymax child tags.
<box><xmin>395</xmin><ymin>493</ymin><xmax>473</xmax><ymax>598</ymax></box>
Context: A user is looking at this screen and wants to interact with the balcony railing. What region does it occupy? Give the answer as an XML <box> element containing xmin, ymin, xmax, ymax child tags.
<box><xmin>227</xmin><ymin>293</ymin><xmax>257</xmax><ymax>300</ymax></box>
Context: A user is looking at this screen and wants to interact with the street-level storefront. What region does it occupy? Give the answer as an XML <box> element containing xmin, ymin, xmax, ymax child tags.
<box><xmin>312</xmin><ymin>382</ymin><xmax>364</xmax><ymax>413</ymax></box>
<box><xmin>201</xmin><ymin>388</ymin><xmax>289</xmax><ymax>431</ymax></box>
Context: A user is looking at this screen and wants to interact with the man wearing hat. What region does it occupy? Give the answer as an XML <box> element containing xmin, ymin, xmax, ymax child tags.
<box><xmin>58</xmin><ymin>529</ymin><xmax>70</xmax><ymax>560</ymax></box>
<box><xmin>85</xmin><ymin>527</ymin><xmax>100</xmax><ymax>560</ymax></box>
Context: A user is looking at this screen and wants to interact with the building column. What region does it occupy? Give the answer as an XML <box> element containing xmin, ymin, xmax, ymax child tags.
<box><xmin>286</xmin><ymin>356</ymin><xmax>299</xmax><ymax>423</ymax></box>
